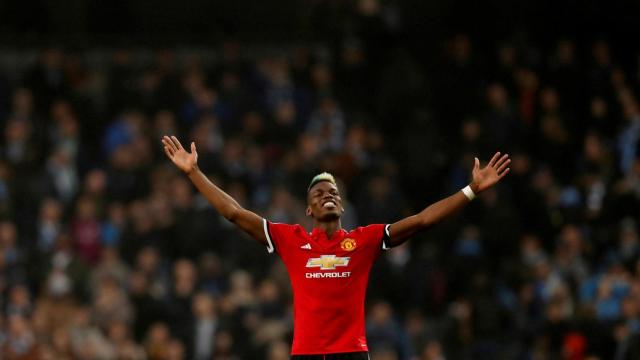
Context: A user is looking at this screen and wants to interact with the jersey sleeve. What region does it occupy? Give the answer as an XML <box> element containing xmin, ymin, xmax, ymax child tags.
<box><xmin>262</xmin><ymin>219</ymin><xmax>276</xmax><ymax>253</ymax></box>
<box><xmin>381</xmin><ymin>224</ymin><xmax>393</xmax><ymax>251</ymax></box>
<box><xmin>262</xmin><ymin>219</ymin><xmax>299</xmax><ymax>254</ymax></box>
<box><xmin>359</xmin><ymin>223</ymin><xmax>393</xmax><ymax>252</ymax></box>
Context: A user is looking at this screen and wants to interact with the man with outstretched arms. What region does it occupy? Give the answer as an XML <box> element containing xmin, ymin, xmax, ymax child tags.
<box><xmin>162</xmin><ymin>135</ymin><xmax>510</xmax><ymax>359</ymax></box>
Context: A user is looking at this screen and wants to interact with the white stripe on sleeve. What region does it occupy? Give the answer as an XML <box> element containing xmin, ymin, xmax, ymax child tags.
<box><xmin>382</xmin><ymin>224</ymin><xmax>391</xmax><ymax>250</ymax></box>
<box><xmin>263</xmin><ymin>219</ymin><xmax>275</xmax><ymax>253</ymax></box>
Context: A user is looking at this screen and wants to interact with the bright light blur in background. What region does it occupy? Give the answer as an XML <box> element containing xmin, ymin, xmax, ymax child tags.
<box><xmin>0</xmin><ymin>0</ymin><xmax>640</xmax><ymax>359</ymax></box>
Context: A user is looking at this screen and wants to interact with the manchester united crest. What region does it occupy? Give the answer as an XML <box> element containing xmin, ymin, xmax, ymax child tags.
<box><xmin>340</xmin><ymin>238</ymin><xmax>357</xmax><ymax>251</ymax></box>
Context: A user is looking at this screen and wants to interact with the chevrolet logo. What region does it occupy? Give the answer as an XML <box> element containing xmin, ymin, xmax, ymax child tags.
<box><xmin>306</xmin><ymin>255</ymin><xmax>350</xmax><ymax>270</ymax></box>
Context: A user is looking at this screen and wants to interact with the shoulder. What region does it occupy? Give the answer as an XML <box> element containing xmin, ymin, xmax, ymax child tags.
<box><xmin>351</xmin><ymin>224</ymin><xmax>386</xmax><ymax>235</ymax></box>
<box><xmin>268</xmin><ymin>222</ymin><xmax>304</xmax><ymax>230</ymax></box>
<box><xmin>347</xmin><ymin>224</ymin><xmax>391</xmax><ymax>252</ymax></box>
<box><xmin>349</xmin><ymin>224</ymin><xmax>388</xmax><ymax>242</ymax></box>
<box><xmin>264</xmin><ymin>221</ymin><xmax>307</xmax><ymax>254</ymax></box>
<box><xmin>267</xmin><ymin>221</ymin><xmax>307</xmax><ymax>236</ymax></box>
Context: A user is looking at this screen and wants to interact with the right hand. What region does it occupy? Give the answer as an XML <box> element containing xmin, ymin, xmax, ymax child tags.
<box><xmin>162</xmin><ymin>136</ymin><xmax>198</xmax><ymax>174</ymax></box>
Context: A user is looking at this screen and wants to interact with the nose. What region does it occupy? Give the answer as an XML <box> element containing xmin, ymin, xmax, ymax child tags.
<box><xmin>322</xmin><ymin>195</ymin><xmax>335</xmax><ymax>203</ymax></box>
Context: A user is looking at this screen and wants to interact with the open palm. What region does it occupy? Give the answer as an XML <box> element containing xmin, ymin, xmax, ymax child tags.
<box><xmin>162</xmin><ymin>136</ymin><xmax>198</xmax><ymax>174</ymax></box>
<box><xmin>472</xmin><ymin>152</ymin><xmax>510</xmax><ymax>193</ymax></box>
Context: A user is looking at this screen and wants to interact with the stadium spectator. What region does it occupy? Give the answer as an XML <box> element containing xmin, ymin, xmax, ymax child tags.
<box><xmin>0</xmin><ymin>20</ymin><xmax>639</xmax><ymax>358</ymax></box>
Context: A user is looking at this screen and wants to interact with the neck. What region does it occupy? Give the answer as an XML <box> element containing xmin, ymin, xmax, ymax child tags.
<box><xmin>313</xmin><ymin>219</ymin><xmax>342</xmax><ymax>238</ymax></box>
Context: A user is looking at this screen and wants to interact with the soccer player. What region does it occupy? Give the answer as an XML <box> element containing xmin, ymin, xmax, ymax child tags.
<box><xmin>162</xmin><ymin>135</ymin><xmax>510</xmax><ymax>360</ymax></box>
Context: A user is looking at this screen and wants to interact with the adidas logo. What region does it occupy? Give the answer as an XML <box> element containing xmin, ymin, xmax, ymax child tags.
<box><xmin>300</xmin><ymin>243</ymin><xmax>312</xmax><ymax>250</ymax></box>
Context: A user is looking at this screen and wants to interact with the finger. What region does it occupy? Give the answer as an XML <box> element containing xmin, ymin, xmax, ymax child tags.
<box><xmin>488</xmin><ymin>152</ymin><xmax>501</xmax><ymax>167</ymax></box>
<box><xmin>163</xmin><ymin>136</ymin><xmax>177</xmax><ymax>152</ymax></box>
<box><xmin>498</xmin><ymin>168</ymin><xmax>510</xmax><ymax>178</ymax></box>
<box><xmin>474</xmin><ymin>157</ymin><xmax>480</xmax><ymax>171</ymax></box>
<box><xmin>162</xmin><ymin>139</ymin><xmax>176</xmax><ymax>152</ymax></box>
<box><xmin>494</xmin><ymin>154</ymin><xmax>510</xmax><ymax>168</ymax></box>
<box><xmin>497</xmin><ymin>158</ymin><xmax>511</xmax><ymax>173</ymax></box>
<box><xmin>171</xmin><ymin>136</ymin><xmax>183</xmax><ymax>150</ymax></box>
<box><xmin>164</xmin><ymin>146</ymin><xmax>174</xmax><ymax>159</ymax></box>
<box><xmin>191</xmin><ymin>142</ymin><xmax>197</xmax><ymax>154</ymax></box>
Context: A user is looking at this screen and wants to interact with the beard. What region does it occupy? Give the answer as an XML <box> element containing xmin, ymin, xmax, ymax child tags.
<box><xmin>317</xmin><ymin>211</ymin><xmax>341</xmax><ymax>221</ymax></box>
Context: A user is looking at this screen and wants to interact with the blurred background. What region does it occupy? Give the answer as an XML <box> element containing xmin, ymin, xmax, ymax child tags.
<box><xmin>1</xmin><ymin>0</ymin><xmax>640</xmax><ymax>359</ymax></box>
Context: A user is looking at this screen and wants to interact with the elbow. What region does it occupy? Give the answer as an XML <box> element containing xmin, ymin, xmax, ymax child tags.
<box><xmin>418</xmin><ymin>215</ymin><xmax>434</xmax><ymax>229</ymax></box>
<box><xmin>223</xmin><ymin>206</ymin><xmax>242</xmax><ymax>223</ymax></box>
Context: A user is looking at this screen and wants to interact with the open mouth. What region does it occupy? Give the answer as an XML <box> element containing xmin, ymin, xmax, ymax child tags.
<box><xmin>322</xmin><ymin>200</ymin><xmax>336</xmax><ymax>209</ymax></box>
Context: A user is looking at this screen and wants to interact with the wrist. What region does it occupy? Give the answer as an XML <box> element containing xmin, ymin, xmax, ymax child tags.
<box><xmin>469</xmin><ymin>181</ymin><xmax>480</xmax><ymax>194</ymax></box>
<box><xmin>185</xmin><ymin>164</ymin><xmax>199</xmax><ymax>176</ymax></box>
<box><xmin>462</xmin><ymin>184</ymin><xmax>477</xmax><ymax>201</ymax></box>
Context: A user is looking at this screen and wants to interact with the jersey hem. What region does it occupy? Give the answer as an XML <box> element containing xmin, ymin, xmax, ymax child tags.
<box><xmin>291</xmin><ymin>347</ymin><xmax>369</xmax><ymax>355</ymax></box>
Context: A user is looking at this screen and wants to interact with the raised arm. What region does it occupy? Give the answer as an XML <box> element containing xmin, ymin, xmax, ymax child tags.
<box><xmin>388</xmin><ymin>152</ymin><xmax>510</xmax><ymax>247</ymax></box>
<box><xmin>162</xmin><ymin>136</ymin><xmax>266</xmax><ymax>245</ymax></box>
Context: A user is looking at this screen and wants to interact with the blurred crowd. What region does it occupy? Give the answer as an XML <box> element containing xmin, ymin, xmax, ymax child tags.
<box><xmin>1</xmin><ymin>8</ymin><xmax>640</xmax><ymax>360</ymax></box>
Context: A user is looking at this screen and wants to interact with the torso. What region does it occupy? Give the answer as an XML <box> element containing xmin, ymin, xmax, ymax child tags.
<box><xmin>265</xmin><ymin>222</ymin><xmax>387</xmax><ymax>355</ymax></box>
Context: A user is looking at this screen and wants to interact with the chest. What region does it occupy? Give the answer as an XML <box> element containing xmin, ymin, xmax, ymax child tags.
<box><xmin>285</xmin><ymin>232</ymin><xmax>372</xmax><ymax>277</ymax></box>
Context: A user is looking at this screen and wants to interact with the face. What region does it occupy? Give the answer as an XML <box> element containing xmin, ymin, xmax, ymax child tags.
<box><xmin>306</xmin><ymin>181</ymin><xmax>344</xmax><ymax>221</ymax></box>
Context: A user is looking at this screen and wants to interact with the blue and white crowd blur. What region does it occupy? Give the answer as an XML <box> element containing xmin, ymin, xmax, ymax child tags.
<box><xmin>1</xmin><ymin>3</ymin><xmax>640</xmax><ymax>359</ymax></box>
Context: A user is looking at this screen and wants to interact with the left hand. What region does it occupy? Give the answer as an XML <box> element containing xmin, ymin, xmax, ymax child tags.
<box><xmin>470</xmin><ymin>152</ymin><xmax>510</xmax><ymax>193</ymax></box>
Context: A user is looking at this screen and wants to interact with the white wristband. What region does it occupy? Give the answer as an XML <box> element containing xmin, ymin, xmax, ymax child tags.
<box><xmin>462</xmin><ymin>185</ymin><xmax>476</xmax><ymax>201</ymax></box>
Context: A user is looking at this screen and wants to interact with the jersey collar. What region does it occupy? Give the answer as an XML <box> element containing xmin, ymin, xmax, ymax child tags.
<box><xmin>310</xmin><ymin>227</ymin><xmax>347</xmax><ymax>243</ymax></box>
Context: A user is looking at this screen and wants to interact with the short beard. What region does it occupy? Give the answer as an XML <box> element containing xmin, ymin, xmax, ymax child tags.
<box><xmin>318</xmin><ymin>212</ymin><xmax>341</xmax><ymax>221</ymax></box>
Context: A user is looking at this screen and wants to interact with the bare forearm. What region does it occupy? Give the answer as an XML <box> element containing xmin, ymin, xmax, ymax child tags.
<box><xmin>416</xmin><ymin>191</ymin><xmax>469</xmax><ymax>227</ymax></box>
<box><xmin>187</xmin><ymin>167</ymin><xmax>243</xmax><ymax>221</ymax></box>
<box><xmin>389</xmin><ymin>189</ymin><xmax>471</xmax><ymax>245</ymax></box>
<box><xmin>388</xmin><ymin>151</ymin><xmax>509</xmax><ymax>247</ymax></box>
<box><xmin>163</xmin><ymin>136</ymin><xmax>265</xmax><ymax>244</ymax></box>
<box><xmin>185</xmin><ymin>168</ymin><xmax>266</xmax><ymax>244</ymax></box>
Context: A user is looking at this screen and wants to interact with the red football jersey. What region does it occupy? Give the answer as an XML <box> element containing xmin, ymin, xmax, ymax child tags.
<box><xmin>263</xmin><ymin>219</ymin><xmax>391</xmax><ymax>355</ymax></box>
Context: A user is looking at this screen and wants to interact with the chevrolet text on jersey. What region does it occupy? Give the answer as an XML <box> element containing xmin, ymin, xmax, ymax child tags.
<box><xmin>305</xmin><ymin>271</ymin><xmax>351</xmax><ymax>278</ymax></box>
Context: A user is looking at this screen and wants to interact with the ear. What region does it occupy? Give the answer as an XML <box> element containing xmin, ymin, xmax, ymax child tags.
<box><xmin>306</xmin><ymin>206</ymin><xmax>312</xmax><ymax>217</ymax></box>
